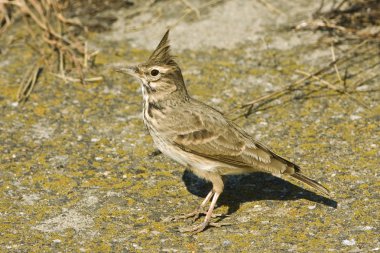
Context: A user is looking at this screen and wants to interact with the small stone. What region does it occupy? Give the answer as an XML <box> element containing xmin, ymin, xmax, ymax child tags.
<box><xmin>350</xmin><ymin>115</ymin><xmax>361</xmax><ymax>120</ymax></box>
<box><xmin>162</xmin><ymin>248</ymin><xmax>178</xmax><ymax>252</ymax></box>
<box><xmin>357</xmin><ymin>226</ymin><xmax>373</xmax><ymax>231</ymax></box>
<box><xmin>91</xmin><ymin>138</ymin><xmax>99</xmax><ymax>142</ymax></box>
<box><xmin>356</xmin><ymin>85</ymin><xmax>369</xmax><ymax>91</ymax></box>
<box><xmin>222</xmin><ymin>240</ymin><xmax>231</xmax><ymax>246</ymax></box>
<box><xmin>151</xmin><ymin>230</ymin><xmax>160</xmax><ymax>236</ymax></box>
<box><xmin>138</xmin><ymin>228</ymin><xmax>148</xmax><ymax>234</ymax></box>
<box><xmin>53</xmin><ymin>239</ymin><xmax>61</xmax><ymax>243</ymax></box>
<box><xmin>237</xmin><ymin>216</ymin><xmax>250</xmax><ymax>222</ymax></box>
<box><xmin>211</xmin><ymin>97</ymin><xmax>222</xmax><ymax>104</ymax></box>
<box><xmin>342</xmin><ymin>239</ymin><xmax>356</xmax><ymax>246</ymax></box>
<box><xmin>308</xmin><ymin>205</ymin><xmax>316</xmax><ymax>210</ymax></box>
<box><xmin>22</xmin><ymin>194</ymin><xmax>40</xmax><ymax>205</ymax></box>
<box><xmin>132</xmin><ymin>243</ymin><xmax>143</xmax><ymax>250</ymax></box>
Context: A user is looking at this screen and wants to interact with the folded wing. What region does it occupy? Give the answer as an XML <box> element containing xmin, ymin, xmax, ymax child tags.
<box><xmin>170</xmin><ymin>106</ymin><xmax>295</xmax><ymax>175</ymax></box>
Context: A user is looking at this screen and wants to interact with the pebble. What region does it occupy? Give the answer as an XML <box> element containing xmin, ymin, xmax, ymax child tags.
<box><xmin>350</xmin><ymin>115</ymin><xmax>361</xmax><ymax>120</ymax></box>
<box><xmin>342</xmin><ymin>239</ymin><xmax>356</xmax><ymax>246</ymax></box>
<box><xmin>223</xmin><ymin>240</ymin><xmax>231</xmax><ymax>246</ymax></box>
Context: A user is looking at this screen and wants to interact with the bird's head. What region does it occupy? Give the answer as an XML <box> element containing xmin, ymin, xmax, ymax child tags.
<box><xmin>116</xmin><ymin>30</ymin><xmax>188</xmax><ymax>102</ymax></box>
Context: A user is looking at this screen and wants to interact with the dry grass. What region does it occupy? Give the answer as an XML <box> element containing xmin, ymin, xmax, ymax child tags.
<box><xmin>296</xmin><ymin>0</ymin><xmax>380</xmax><ymax>41</ymax></box>
<box><xmin>230</xmin><ymin>0</ymin><xmax>379</xmax><ymax>118</ymax></box>
<box><xmin>231</xmin><ymin>39</ymin><xmax>379</xmax><ymax>119</ymax></box>
<box><xmin>0</xmin><ymin>0</ymin><xmax>101</xmax><ymax>103</ymax></box>
<box><xmin>1</xmin><ymin>0</ymin><xmax>378</xmax><ymax>107</ymax></box>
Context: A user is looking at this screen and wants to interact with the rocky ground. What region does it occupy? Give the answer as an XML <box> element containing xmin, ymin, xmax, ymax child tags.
<box><xmin>1</xmin><ymin>0</ymin><xmax>379</xmax><ymax>252</ymax></box>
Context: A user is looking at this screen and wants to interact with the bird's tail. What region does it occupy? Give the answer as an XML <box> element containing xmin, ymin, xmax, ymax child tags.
<box><xmin>291</xmin><ymin>171</ymin><xmax>330</xmax><ymax>196</ymax></box>
<box><xmin>251</xmin><ymin>141</ymin><xmax>330</xmax><ymax>196</ymax></box>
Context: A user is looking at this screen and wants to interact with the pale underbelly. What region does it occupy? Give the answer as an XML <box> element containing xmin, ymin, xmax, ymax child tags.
<box><xmin>153</xmin><ymin>136</ymin><xmax>220</xmax><ymax>172</ymax></box>
<box><xmin>151</xmin><ymin>135</ymin><xmax>253</xmax><ymax>175</ymax></box>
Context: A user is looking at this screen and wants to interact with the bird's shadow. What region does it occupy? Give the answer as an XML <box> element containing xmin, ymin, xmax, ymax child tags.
<box><xmin>182</xmin><ymin>170</ymin><xmax>337</xmax><ymax>216</ymax></box>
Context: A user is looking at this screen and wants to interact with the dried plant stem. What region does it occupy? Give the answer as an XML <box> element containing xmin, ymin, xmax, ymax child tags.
<box><xmin>2</xmin><ymin>0</ymin><xmax>103</xmax><ymax>103</ymax></box>
<box><xmin>181</xmin><ymin>0</ymin><xmax>201</xmax><ymax>19</ymax></box>
<box><xmin>236</xmin><ymin>40</ymin><xmax>372</xmax><ymax>117</ymax></box>
<box><xmin>169</xmin><ymin>0</ymin><xmax>223</xmax><ymax>28</ymax></box>
<box><xmin>257</xmin><ymin>0</ymin><xmax>284</xmax><ymax>15</ymax></box>
<box><xmin>295</xmin><ymin>70</ymin><xmax>370</xmax><ymax>109</ymax></box>
<box><xmin>330</xmin><ymin>43</ymin><xmax>343</xmax><ymax>87</ymax></box>
<box><xmin>296</xmin><ymin>0</ymin><xmax>380</xmax><ymax>40</ymax></box>
<box><xmin>17</xmin><ymin>61</ymin><xmax>43</xmax><ymax>103</ymax></box>
<box><xmin>52</xmin><ymin>74</ymin><xmax>103</xmax><ymax>83</ymax></box>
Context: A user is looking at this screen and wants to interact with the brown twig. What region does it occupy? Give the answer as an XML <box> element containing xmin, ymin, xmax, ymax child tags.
<box><xmin>295</xmin><ymin>69</ymin><xmax>370</xmax><ymax>109</ymax></box>
<box><xmin>330</xmin><ymin>43</ymin><xmax>343</xmax><ymax>88</ymax></box>
<box><xmin>169</xmin><ymin>0</ymin><xmax>223</xmax><ymax>28</ymax></box>
<box><xmin>353</xmin><ymin>73</ymin><xmax>380</xmax><ymax>88</ymax></box>
<box><xmin>52</xmin><ymin>73</ymin><xmax>103</xmax><ymax>83</ymax></box>
<box><xmin>181</xmin><ymin>0</ymin><xmax>201</xmax><ymax>19</ymax></box>
<box><xmin>17</xmin><ymin>60</ymin><xmax>43</xmax><ymax>103</ymax></box>
<box><xmin>2</xmin><ymin>0</ymin><xmax>101</xmax><ymax>103</ymax></box>
<box><xmin>234</xmin><ymin>40</ymin><xmax>373</xmax><ymax>117</ymax></box>
<box><xmin>296</xmin><ymin>0</ymin><xmax>380</xmax><ymax>41</ymax></box>
<box><xmin>257</xmin><ymin>0</ymin><xmax>284</xmax><ymax>15</ymax></box>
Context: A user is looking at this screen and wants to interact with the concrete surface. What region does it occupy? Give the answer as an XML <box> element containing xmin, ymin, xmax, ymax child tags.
<box><xmin>0</xmin><ymin>0</ymin><xmax>379</xmax><ymax>252</ymax></box>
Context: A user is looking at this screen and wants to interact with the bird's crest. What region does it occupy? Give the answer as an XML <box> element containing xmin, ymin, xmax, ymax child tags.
<box><xmin>147</xmin><ymin>30</ymin><xmax>177</xmax><ymax>66</ymax></box>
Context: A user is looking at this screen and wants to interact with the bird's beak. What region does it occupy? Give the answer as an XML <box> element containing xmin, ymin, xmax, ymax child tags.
<box><xmin>114</xmin><ymin>65</ymin><xmax>140</xmax><ymax>79</ymax></box>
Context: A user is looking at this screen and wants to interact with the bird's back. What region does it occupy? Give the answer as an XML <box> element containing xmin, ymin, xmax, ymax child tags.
<box><xmin>152</xmin><ymin>97</ymin><xmax>329</xmax><ymax>196</ymax></box>
<box><xmin>156</xmin><ymin>98</ymin><xmax>294</xmax><ymax>175</ymax></box>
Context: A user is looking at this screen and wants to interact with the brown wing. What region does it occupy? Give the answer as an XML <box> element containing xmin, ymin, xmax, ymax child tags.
<box><xmin>170</xmin><ymin>102</ymin><xmax>294</xmax><ymax>174</ymax></box>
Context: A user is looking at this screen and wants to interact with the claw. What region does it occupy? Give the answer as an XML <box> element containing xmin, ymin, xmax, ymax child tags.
<box><xmin>179</xmin><ymin>221</ymin><xmax>231</xmax><ymax>234</ymax></box>
<box><xmin>165</xmin><ymin>210</ymin><xmax>229</xmax><ymax>223</ymax></box>
<box><xmin>164</xmin><ymin>208</ymin><xmax>205</xmax><ymax>222</ymax></box>
<box><xmin>179</xmin><ymin>221</ymin><xmax>208</xmax><ymax>234</ymax></box>
<box><xmin>209</xmin><ymin>222</ymin><xmax>232</xmax><ymax>227</ymax></box>
<box><xmin>166</xmin><ymin>191</ymin><xmax>229</xmax><ymax>233</ymax></box>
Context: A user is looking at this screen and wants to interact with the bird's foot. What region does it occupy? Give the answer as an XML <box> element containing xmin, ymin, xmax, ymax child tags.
<box><xmin>164</xmin><ymin>209</ymin><xmax>226</xmax><ymax>223</ymax></box>
<box><xmin>164</xmin><ymin>208</ymin><xmax>204</xmax><ymax>222</ymax></box>
<box><xmin>175</xmin><ymin>209</ymin><xmax>204</xmax><ymax>222</ymax></box>
<box><xmin>179</xmin><ymin>221</ymin><xmax>232</xmax><ymax>234</ymax></box>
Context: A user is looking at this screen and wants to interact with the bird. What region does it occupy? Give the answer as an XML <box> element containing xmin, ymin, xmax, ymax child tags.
<box><xmin>116</xmin><ymin>30</ymin><xmax>330</xmax><ymax>233</ymax></box>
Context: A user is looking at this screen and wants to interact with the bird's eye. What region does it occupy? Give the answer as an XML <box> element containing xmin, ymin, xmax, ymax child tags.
<box><xmin>151</xmin><ymin>69</ymin><xmax>159</xmax><ymax>76</ymax></box>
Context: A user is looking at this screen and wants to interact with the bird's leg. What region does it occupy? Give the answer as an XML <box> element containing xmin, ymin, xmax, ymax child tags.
<box><xmin>179</xmin><ymin>191</ymin><xmax>231</xmax><ymax>234</ymax></box>
<box><xmin>169</xmin><ymin>190</ymin><xmax>214</xmax><ymax>221</ymax></box>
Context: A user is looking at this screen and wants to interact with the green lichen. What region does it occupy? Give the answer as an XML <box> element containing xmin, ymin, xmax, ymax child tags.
<box><xmin>0</xmin><ymin>15</ymin><xmax>379</xmax><ymax>253</ymax></box>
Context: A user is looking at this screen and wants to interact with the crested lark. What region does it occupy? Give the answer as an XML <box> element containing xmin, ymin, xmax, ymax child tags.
<box><xmin>117</xmin><ymin>30</ymin><xmax>330</xmax><ymax>233</ymax></box>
